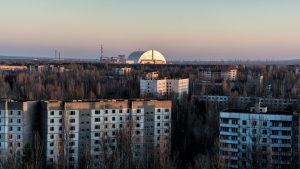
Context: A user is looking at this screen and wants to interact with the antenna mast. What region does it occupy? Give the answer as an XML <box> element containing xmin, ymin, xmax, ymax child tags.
<box><xmin>100</xmin><ymin>44</ymin><xmax>103</xmax><ymax>62</ymax></box>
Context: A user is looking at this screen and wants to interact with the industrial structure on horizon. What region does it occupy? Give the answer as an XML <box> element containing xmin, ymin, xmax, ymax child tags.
<box><xmin>100</xmin><ymin>49</ymin><xmax>167</xmax><ymax>64</ymax></box>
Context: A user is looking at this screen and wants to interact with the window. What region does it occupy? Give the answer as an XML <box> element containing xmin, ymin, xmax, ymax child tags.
<box><xmin>137</xmin><ymin>109</ymin><xmax>141</xmax><ymax>113</ymax></box>
<box><xmin>221</xmin><ymin>127</ymin><xmax>229</xmax><ymax>132</ymax></box>
<box><xmin>69</xmin><ymin>119</ymin><xmax>75</xmax><ymax>123</ymax></box>
<box><xmin>282</xmin><ymin>122</ymin><xmax>291</xmax><ymax>127</ymax></box>
<box><xmin>136</xmin><ymin>123</ymin><xmax>141</xmax><ymax>127</ymax></box>
<box><xmin>105</xmin><ymin>110</ymin><xmax>108</xmax><ymax>114</ymax></box>
<box><xmin>70</xmin><ymin>126</ymin><xmax>75</xmax><ymax>131</ymax></box>
<box><xmin>50</xmin><ymin>135</ymin><xmax>54</xmax><ymax>139</ymax></box>
<box><xmin>10</xmin><ymin>111</ymin><xmax>13</xmax><ymax>115</ymax></box>
<box><xmin>119</xmin><ymin>124</ymin><xmax>123</xmax><ymax>128</ymax></box>
<box><xmin>165</xmin><ymin>115</ymin><xmax>169</xmax><ymax>119</ymax></box>
<box><xmin>50</xmin><ymin>119</ymin><xmax>54</xmax><ymax>123</ymax></box>
<box><xmin>119</xmin><ymin>117</ymin><xmax>123</xmax><ymax>121</ymax></box>
<box><xmin>112</xmin><ymin>109</ymin><xmax>116</xmax><ymax>114</ymax></box>
<box><xmin>119</xmin><ymin>109</ymin><xmax>123</xmax><ymax>114</ymax></box>
<box><xmin>165</xmin><ymin>109</ymin><xmax>170</xmax><ymax>112</ymax></box>
<box><xmin>263</xmin><ymin>121</ymin><xmax>267</xmax><ymax>126</ymax></box>
<box><xmin>59</xmin><ymin>111</ymin><xmax>62</xmax><ymax>115</ymax></box>
<box><xmin>252</xmin><ymin>121</ymin><xmax>257</xmax><ymax>126</ymax></box>
<box><xmin>157</xmin><ymin>123</ymin><xmax>160</xmax><ymax>127</ymax></box>
<box><xmin>262</xmin><ymin>130</ymin><xmax>267</xmax><ymax>135</ymax></box>
<box><xmin>104</xmin><ymin>117</ymin><xmax>108</xmax><ymax>121</ymax></box>
<box><xmin>272</xmin><ymin>121</ymin><xmax>279</xmax><ymax>127</ymax></box>
<box><xmin>157</xmin><ymin>116</ymin><xmax>160</xmax><ymax>120</ymax></box>
<box><xmin>112</xmin><ymin>117</ymin><xmax>115</xmax><ymax>121</ymax></box>
<box><xmin>232</xmin><ymin>128</ymin><xmax>238</xmax><ymax>132</ymax></box>
<box><xmin>232</xmin><ymin>119</ymin><xmax>238</xmax><ymax>124</ymax></box>
<box><xmin>95</xmin><ymin>125</ymin><xmax>100</xmax><ymax>129</ymax></box>
<box><xmin>242</xmin><ymin>120</ymin><xmax>247</xmax><ymax>125</ymax></box>
<box><xmin>18</xmin><ymin>111</ymin><xmax>21</xmax><ymax>115</ymax></box>
<box><xmin>94</xmin><ymin>133</ymin><xmax>100</xmax><ymax>137</ymax></box>
<box><xmin>262</xmin><ymin>138</ymin><xmax>267</xmax><ymax>143</ymax></box>
<box><xmin>70</xmin><ymin>111</ymin><xmax>75</xmax><ymax>115</ymax></box>
<box><xmin>95</xmin><ymin>110</ymin><xmax>100</xmax><ymax>115</ymax></box>
<box><xmin>50</xmin><ymin>127</ymin><xmax>54</xmax><ymax>131</ymax></box>
<box><xmin>95</xmin><ymin>118</ymin><xmax>100</xmax><ymax>122</ymax></box>
<box><xmin>157</xmin><ymin>109</ymin><xmax>161</xmax><ymax>112</ymax></box>
<box><xmin>282</xmin><ymin>130</ymin><xmax>291</xmax><ymax>135</ymax></box>
<box><xmin>282</xmin><ymin>139</ymin><xmax>291</xmax><ymax>144</ymax></box>
<box><xmin>112</xmin><ymin>124</ymin><xmax>115</xmax><ymax>128</ymax></box>
<box><xmin>272</xmin><ymin>130</ymin><xmax>279</xmax><ymax>135</ymax></box>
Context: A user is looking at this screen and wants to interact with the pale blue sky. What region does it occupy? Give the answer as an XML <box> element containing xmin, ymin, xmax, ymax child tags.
<box><xmin>0</xmin><ymin>0</ymin><xmax>300</xmax><ymax>60</ymax></box>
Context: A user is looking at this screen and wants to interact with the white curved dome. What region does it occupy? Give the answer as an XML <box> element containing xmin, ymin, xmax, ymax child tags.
<box><xmin>127</xmin><ymin>50</ymin><xmax>167</xmax><ymax>64</ymax></box>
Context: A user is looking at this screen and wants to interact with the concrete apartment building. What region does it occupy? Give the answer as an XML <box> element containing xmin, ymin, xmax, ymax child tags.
<box><xmin>193</xmin><ymin>95</ymin><xmax>298</xmax><ymax>111</ymax></box>
<box><xmin>200</xmin><ymin>68</ymin><xmax>238</xmax><ymax>81</ymax></box>
<box><xmin>40</xmin><ymin>99</ymin><xmax>172</xmax><ymax>168</ymax></box>
<box><xmin>0</xmin><ymin>99</ymin><xmax>38</xmax><ymax>158</ymax></box>
<box><xmin>140</xmin><ymin>78</ymin><xmax>189</xmax><ymax>98</ymax></box>
<box><xmin>219</xmin><ymin>104</ymin><xmax>298</xmax><ymax>169</ymax></box>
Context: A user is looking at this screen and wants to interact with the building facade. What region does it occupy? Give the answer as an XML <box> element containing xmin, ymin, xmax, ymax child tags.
<box><xmin>219</xmin><ymin>104</ymin><xmax>298</xmax><ymax>169</ymax></box>
<box><xmin>193</xmin><ymin>95</ymin><xmax>298</xmax><ymax>111</ymax></box>
<box><xmin>40</xmin><ymin>99</ymin><xmax>172</xmax><ymax>169</ymax></box>
<box><xmin>140</xmin><ymin>78</ymin><xmax>189</xmax><ymax>98</ymax></box>
<box><xmin>200</xmin><ymin>68</ymin><xmax>237</xmax><ymax>81</ymax></box>
<box><xmin>0</xmin><ymin>100</ymin><xmax>38</xmax><ymax>158</ymax></box>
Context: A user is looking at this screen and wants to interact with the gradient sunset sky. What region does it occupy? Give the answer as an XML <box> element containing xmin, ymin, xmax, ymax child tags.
<box><xmin>1</xmin><ymin>0</ymin><xmax>300</xmax><ymax>60</ymax></box>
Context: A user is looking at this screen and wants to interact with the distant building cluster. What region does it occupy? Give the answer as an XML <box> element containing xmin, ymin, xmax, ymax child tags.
<box><xmin>219</xmin><ymin>103</ymin><xmax>298</xmax><ymax>168</ymax></box>
<box><xmin>0</xmin><ymin>64</ymin><xmax>65</xmax><ymax>73</ymax></box>
<box><xmin>200</xmin><ymin>67</ymin><xmax>238</xmax><ymax>81</ymax></box>
<box><xmin>193</xmin><ymin>95</ymin><xmax>297</xmax><ymax>111</ymax></box>
<box><xmin>0</xmin><ymin>99</ymin><xmax>171</xmax><ymax>169</ymax></box>
<box><xmin>140</xmin><ymin>72</ymin><xmax>189</xmax><ymax>98</ymax></box>
<box><xmin>114</xmin><ymin>67</ymin><xmax>132</xmax><ymax>76</ymax></box>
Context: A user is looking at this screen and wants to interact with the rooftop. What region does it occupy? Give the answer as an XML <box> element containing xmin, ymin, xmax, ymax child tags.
<box><xmin>222</xmin><ymin>108</ymin><xmax>295</xmax><ymax>115</ymax></box>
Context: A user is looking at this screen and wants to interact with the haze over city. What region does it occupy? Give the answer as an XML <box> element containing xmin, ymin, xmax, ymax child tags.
<box><xmin>1</xmin><ymin>0</ymin><xmax>300</xmax><ymax>60</ymax></box>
